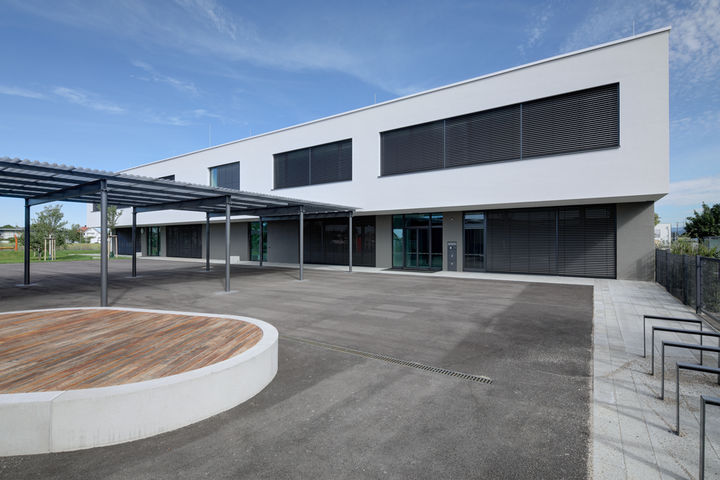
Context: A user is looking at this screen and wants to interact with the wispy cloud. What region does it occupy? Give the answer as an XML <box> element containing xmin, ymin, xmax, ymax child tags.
<box><xmin>53</xmin><ymin>87</ymin><xmax>125</xmax><ymax>114</ymax></box>
<box><xmin>519</xmin><ymin>4</ymin><xmax>553</xmax><ymax>55</ymax></box>
<box><xmin>656</xmin><ymin>174</ymin><xmax>720</xmax><ymax>207</ymax></box>
<box><xmin>561</xmin><ymin>0</ymin><xmax>720</xmax><ymax>90</ymax></box>
<box><xmin>143</xmin><ymin>107</ymin><xmax>226</xmax><ymax>126</ymax></box>
<box><xmin>5</xmin><ymin>0</ymin><xmax>417</xmax><ymax>96</ymax></box>
<box><xmin>0</xmin><ymin>85</ymin><xmax>45</xmax><ymax>99</ymax></box>
<box><xmin>131</xmin><ymin>60</ymin><xmax>199</xmax><ymax>95</ymax></box>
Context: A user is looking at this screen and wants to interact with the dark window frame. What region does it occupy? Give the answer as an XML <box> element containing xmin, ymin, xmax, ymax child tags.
<box><xmin>380</xmin><ymin>83</ymin><xmax>620</xmax><ymax>177</ymax></box>
<box><xmin>273</xmin><ymin>139</ymin><xmax>352</xmax><ymax>190</ymax></box>
<box><xmin>208</xmin><ymin>161</ymin><xmax>240</xmax><ymax>190</ymax></box>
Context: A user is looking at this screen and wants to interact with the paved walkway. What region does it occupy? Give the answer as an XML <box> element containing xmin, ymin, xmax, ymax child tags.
<box><xmin>593</xmin><ymin>280</ymin><xmax>720</xmax><ymax>479</ymax></box>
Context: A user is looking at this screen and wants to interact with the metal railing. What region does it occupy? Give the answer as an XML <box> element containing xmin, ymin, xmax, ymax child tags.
<box><xmin>660</xmin><ymin>341</ymin><xmax>720</xmax><ymax>399</ymax></box>
<box><xmin>656</xmin><ymin>250</ymin><xmax>720</xmax><ymax>322</ymax></box>
<box><xmin>675</xmin><ymin>362</ymin><xmax>720</xmax><ymax>435</ymax></box>
<box><xmin>648</xmin><ymin>326</ymin><xmax>720</xmax><ymax>376</ymax></box>
<box><xmin>700</xmin><ymin>395</ymin><xmax>720</xmax><ymax>480</ymax></box>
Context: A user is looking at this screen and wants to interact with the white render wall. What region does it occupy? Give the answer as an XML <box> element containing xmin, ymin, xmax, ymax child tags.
<box><xmin>89</xmin><ymin>29</ymin><xmax>669</xmax><ymax>229</ymax></box>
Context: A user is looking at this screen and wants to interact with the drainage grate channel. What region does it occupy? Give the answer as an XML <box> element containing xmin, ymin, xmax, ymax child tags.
<box><xmin>284</xmin><ymin>335</ymin><xmax>492</xmax><ymax>384</ymax></box>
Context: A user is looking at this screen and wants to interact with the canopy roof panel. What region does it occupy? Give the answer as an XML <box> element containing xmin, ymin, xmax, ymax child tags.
<box><xmin>0</xmin><ymin>157</ymin><xmax>354</xmax><ymax>217</ymax></box>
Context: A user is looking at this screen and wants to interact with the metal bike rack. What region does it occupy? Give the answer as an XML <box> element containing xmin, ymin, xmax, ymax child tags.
<box><xmin>660</xmin><ymin>341</ymin><xmax>720</xmax><ymax>399</ymax></box>
<box><xmin>643</xmin><ymin>315</ymin><xmax>703</xmax><ymax>359</ymax></box>
<box><xmin>674</xmin><ymin>362</ymin><xmax>720</xmax><ymax>435</ymax></box>
<box><xmin>649</xmin><ymin>326</ymin><xmax>720</xmax><ymax>376</ymax></box>
<box><xmin>700</xmin><ymin>395</ymin><xmax>720</xmax><ymax>480</ymax></box>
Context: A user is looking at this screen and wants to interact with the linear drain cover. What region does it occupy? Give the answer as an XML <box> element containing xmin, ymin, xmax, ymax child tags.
<box><xmin>284</xmin><ymin>335</ymin><xmax>492</xmax><ymax>384</ymax></box>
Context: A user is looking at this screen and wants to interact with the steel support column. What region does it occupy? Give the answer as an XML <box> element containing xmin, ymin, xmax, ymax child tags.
<box><xmin>131</xmin><ymin>207</ymin><xmax>137</xmax><ymax>277</ymax></box>
<box><xmin>348</xmin><ymin>212</ymin><xmax>353</xmax><ymax>273</ymax></box>
<box><xmin>205</xmin><ymin>212</ymin><xmax>211</xmax><ymax>271</ymax></box>
<box><xmin>100</xmin><ymin>179</ymin><xmax>108</xmax><ymax>306</ymax></box>
<box><xmin>225</xmin><ymin>196</ymin><xmax>231</xmax><ymax>292</ymax></box>
<box><xmin>259</xmin><ymin>217</ymin><xmax>263</xmax><ymax>267</ymax></box>
<box><xmin>299</xmin><ymin>206</ymin><xmax>304</xmax><ymax>280</ymax></box>
<box><xmin>23</xmin><ymin>198</ymin><xmax>30</xmax><ymax>285</ymax></box>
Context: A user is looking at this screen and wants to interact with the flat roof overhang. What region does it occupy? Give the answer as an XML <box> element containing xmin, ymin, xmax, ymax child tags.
<box><xmin>0</xmin><ymin>157</ymin><xmax>356</xmax><ymax>305</ymax></box>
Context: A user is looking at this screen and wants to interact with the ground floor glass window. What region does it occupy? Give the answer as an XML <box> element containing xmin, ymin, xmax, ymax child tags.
<box><xmin>392</xmin><ymin>213</ymin><xmax>443</xmax><ymax>270</ymax></box>
<box><xmin>463</xmin><ymin>213</ymin><xmax>485</xmax><ymax>271</ymax></box>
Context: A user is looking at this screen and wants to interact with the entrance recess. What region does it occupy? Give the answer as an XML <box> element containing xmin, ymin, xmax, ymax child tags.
<box><xmin>392</xmin><ymin>213</ymin><xmax>442</xmax><ymax>270</ymax></box>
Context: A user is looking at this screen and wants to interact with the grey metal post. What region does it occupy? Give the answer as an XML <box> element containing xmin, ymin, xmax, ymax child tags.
<box><xmin>23</xmin><ymin>198</ymin><xmax>30</xmax><ymax>285</ymax></box>
<box><xmin>205</xmin><ymin>212</ymin><xmax>210</xmax><ymax>271</ymax></box>
<box><xmin>348</xmin><ymin>212</ymin><xmax>353</xmax><ymax>273</ymax></box>
<box><xmin>225</xmin><ymin>196</ymin><xmax>231</xmax><ymax>292</ymax></box>
<box><xmin>700</xmin><ymin>396</ymin><xmax>706</xmax><ymax>480</ymax></box>
<box><xmin>676</xmin><ymin>365</ymin><xmax>680</xmax><ymax>434</ymax></box>
<box><xmin>259</xmin><ymin>217</ymin><xmax>263</xmax><ymax>267</ymax></box>
<box><xmin>131</xmin><ymin>207</ymin><xmax>137</xmax><ymax>277</ymax></box>
<box><xmin>696</xmin><ymin>254</ymin><xmax>702</xmax><ymax>314</ymax></box>
<box><xmin>299</xmin><ymin>206</ymin><xmax>304</xmax><ymax>280</ymax></box>
<box><xmin>100</xmin><ymin>179</ymin><xmax>108</xmax><ymax>306</ymax></box>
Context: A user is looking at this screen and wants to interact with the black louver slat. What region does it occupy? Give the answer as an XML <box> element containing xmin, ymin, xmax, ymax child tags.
<box><xmin>445</xmin><ymin>105</ymin><xmax>521</xmax><ymax>167</ymax></box>
<box><xmin>381</xmin><ymin>120</ymin><xmax>444</xmax><ymax>175</ymax></box>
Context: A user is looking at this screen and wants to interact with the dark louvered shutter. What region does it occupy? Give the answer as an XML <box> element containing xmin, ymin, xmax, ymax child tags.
<box><xmin>445</xmin><ymin>105</ymin><xmax>520</xmax><ymax>167</ymax></box>
<box><xmin>522</xmin><ymin>84</ymin><xmax>619</xmax><ymax>158</ymax></box>
<box><xmin>527</xmin><ymin>209</ymin><xmax>557</xmax><ymax>274</ymax></box>
<box><xmin>274</xmin><ymin>149</ymin><xmax>310</xmax><ymax>189</ymax></box>
<box><xmin>213</xmin><ymin>162</ymin><xmax>240</xmax><ymax>190</ymax></box>
<box><xmin>487</xmin><ymin>208</ymin><xmax>556</xmax><ymax>274</ymax></box>
<box><xmin>558</xmin><ymin>205</ymin><xmax>616</xmax><ymax>278</ymax></box>
<box><xmin>381</xmin><ymin>120</ymin><xmax>444</xmax><ymax>175</ymax></box>
<box><xmin>166</xmin><ymin>225</ymin><xmax>202</xmax><ymax>258</ymax></box>
<box><xmin>310</xmin><ymin>139</ymin><xmax>352</xmax><ymax>184</ymax></box>
<box><xmin>486</xmin><ymin>211</ymin><xmax>511</xmax><ymax>272</ymax></box>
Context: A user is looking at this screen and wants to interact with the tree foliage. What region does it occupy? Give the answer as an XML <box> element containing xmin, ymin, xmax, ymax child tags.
<box><xmin>654</xmin><ymin>213</ymin><xmax>660</xmax><ymax>226</ymax></box>
<box><xmin>19</xmin><ymin>204</ymin><xmax>67</xmax><ymax>257</ymax></box>
<box><xmin>66</xmin><ymin>223</ymin><xmax>85</xmax><ymax>244</ymax></box>
<box><xmin>684</xmin><ymin>202</ymin><xmax>720</xmax><ymax>240</ymax></box>
<box><xmin>94</xmin><ymin>204</ymin><xmax>122</xmax><ymax>232</ymax></box>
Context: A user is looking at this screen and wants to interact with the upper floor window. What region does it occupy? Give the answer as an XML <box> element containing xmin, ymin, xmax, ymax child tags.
<box><xmin>158</xmin><ymin>174</ymin><xmax>175</xmax><ymax>181</ymax></box>
<box><xmin>380</xmin><ymin>83</ymin><xmax>619</xmax><ymax>176</ymax></box>
<box><xmin>209</xmin><ymin>162</ymin><xmax>240</xmax><ymax>190</ymax></box>
<box><xmin>274</xmin><ymin>139</ymin><xmax>351</xmax><ymax>189</ymax></box>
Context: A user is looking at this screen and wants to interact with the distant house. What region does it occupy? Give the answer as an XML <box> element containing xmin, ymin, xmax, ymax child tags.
<box><xmin>79</xmin><ymin>226</ymin><xmax>101</xmax><ymax>243</ymax></box>
<box><xmin>654</xmin><ymin>223</ymin><xmax>672</xmax><ymax>247</ymax></box>
<box><xmin>0</xmin><ymin>227</ymin><xmax>22</xmax><ymax>241</ymax></box>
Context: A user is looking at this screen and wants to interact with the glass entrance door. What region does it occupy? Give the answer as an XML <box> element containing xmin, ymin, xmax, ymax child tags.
<box><xmin>392</xmin><ymin>213</ymin><xmax>443</xmax><ymax>270</ymax></box>
<box><xmin>463</xmin><ymin>212</ymin><xmax>485</xmax><ymax>271</ymax></box>
<box><xmin>147</xmin><ymin>227</ymin><xmax>161</xmax><ymax>256</ymax></box>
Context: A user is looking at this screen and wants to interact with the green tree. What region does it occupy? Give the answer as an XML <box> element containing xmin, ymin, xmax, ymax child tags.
<box><xmin>684</xmin><ymin>202</ymin><xmax>720</xmax><ymax>240</ymax></box>
<box><xmin>66</xmin><ymin>223</ymin><xmax>85</xmax><ymax>244</ymax></box>
<box><xmin>654</xmin><ymin>213</ymin><xmax>660</xmax><ymax>226</ymax></box>
<box><xmin>94</xmin><ymin>204</ymin><xmax>122</xmax><ymax>233</ymax></box>
<box><xmin>19</xmin><ymin>204</ymin><xmax>67</xmax><ymax>257</ymax></box>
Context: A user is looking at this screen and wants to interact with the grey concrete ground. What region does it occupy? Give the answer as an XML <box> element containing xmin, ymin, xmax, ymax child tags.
<box><xmin>0</xmin><ymin>259</ymin><xmax>592</xmax><ymax>479</ymax></box>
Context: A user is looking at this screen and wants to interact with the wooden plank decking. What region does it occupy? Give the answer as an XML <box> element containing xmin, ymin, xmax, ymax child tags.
<box><xmin>0</xmin><ymin>309</ymin><xmax>262</xmax><ymax>393</ymax></box>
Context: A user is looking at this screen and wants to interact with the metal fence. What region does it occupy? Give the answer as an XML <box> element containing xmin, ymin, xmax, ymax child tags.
<box><xmin>656</xmin><ymin>249</ymin><xmax>720</xmax><ymax>321</ymax></box>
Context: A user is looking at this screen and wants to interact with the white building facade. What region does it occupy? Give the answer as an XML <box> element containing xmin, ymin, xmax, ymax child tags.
<box><xmin>89</xmin><ymin>28</ymin><xmax>669</xmax><ymax>280</ymax></box>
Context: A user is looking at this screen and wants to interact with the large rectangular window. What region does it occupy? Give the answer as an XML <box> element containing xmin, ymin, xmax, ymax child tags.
<box><xmin>302</xmin><ymin>216</ymin><xmax>375</xmax><ymax>267</ymax></box>
<box><xmin>274</xmin><ymin>139</ymin><xmax>352</xmax><ymax>189</ymax></box>
<box><xmin>391</xmin><ymin>213</ymin><xmax>442</xmax><ymax>270</ymax></box>
<box><xmin>380</xmin><ymin>83</ymin><xmax>619</xmax><ymax>176</ymax></box>
<box><xmin>209</xmin><ymin>162</ymin><xmax>240</xmax><ymax>190</ymax></box>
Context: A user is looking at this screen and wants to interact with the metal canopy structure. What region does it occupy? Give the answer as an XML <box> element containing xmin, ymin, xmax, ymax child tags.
<box><xmin>0</xmin><ymin>157</ymin><xmax>355</xmax><ymax>305</ymax></box>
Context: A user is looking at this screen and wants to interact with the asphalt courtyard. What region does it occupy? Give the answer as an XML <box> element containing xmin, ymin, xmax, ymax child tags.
<box><xmin>0</xmin><ymin>259</ymin><xmax>593</xmax><ymax>479</ymax></box>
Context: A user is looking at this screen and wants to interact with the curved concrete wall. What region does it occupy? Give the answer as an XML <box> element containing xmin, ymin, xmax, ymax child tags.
<box><xmin>0</xmin><ymin>307</ymin><xmax>278</xmax><ymax>456</ymax></box>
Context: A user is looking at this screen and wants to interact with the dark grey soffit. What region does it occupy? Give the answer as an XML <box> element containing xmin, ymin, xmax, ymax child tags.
<box><xmin>0</xmin><ymin>157</ymin><xmax>354</xmax><ymax>217</ymax></box>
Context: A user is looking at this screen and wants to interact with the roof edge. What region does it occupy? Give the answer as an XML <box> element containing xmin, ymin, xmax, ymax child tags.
<box><xmin>121</xmin><ymin>26</ymin><xmax>671</xmax><ymax>172</ymax></box>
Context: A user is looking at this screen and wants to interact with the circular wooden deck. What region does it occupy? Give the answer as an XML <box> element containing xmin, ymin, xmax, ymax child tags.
<box><xmin>0</xmin><ymin>308</ymin><xmax>263</xmax><ymax>393</ymax></box>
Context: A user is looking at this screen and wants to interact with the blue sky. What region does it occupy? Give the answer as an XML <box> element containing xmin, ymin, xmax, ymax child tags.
<box><xmin>1</xmin><ymin>0</ymin><xmax>719</xmax><ymax>228</ymax></box>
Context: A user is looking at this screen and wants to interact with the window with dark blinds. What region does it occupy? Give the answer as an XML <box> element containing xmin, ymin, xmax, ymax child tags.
<box><xmin>485</xmin><ymin>204</ymin><xmax>616</xmax><ymax>278</ymax></box>
<box><xmin>209</xmin><ymin>162</ymin><xmax>240</xmax><ymax>190</ymax></box>
<box><xmin>274</xmin><ymin>139</ymin><xmax>351</xmax><ymax>189</ymax></box>
<box><xmin>381</xmin><ymin>121</ymin><xmax>444</xmax><ymax>175</ymax></box>
<box><xmin>380</xmin><ymin>83</ymin><xmax>619</xmax><ymax>176</ymax></box>
<box><xmin>522</xmin><ymin>84</ymin><xmax>619</xmax><ymax>158</ymax></box>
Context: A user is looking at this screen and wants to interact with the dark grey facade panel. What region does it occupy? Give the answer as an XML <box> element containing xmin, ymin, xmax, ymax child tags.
<box><xmin>486</xmin><ymin>205</ymin><xmax>615</xmax><ymax>278</ymax></box>
<box><xmin>522</xmin><ymin>84</ymin><xmax>619</xmax><ymax>159</ymax></box>
<box><xmin>166</xmin><ymin>225</ymin><xmax>202</xmax><ymax>258</ymax></box>
<box><xmin>445</xmin><ymin>105</ymin><xmax>521</xmax><ymax>167</ymax></box>
<box><xmin>381</xmin><ymin>120</ymin><xmax>444</xmax><ymax>175</ymax></box>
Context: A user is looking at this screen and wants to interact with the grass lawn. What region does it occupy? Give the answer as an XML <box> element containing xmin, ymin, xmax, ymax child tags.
<box><xmin>0</xmin><ymin>247</ymin><xmax>106</xmax><ymax>264</ymax></box>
